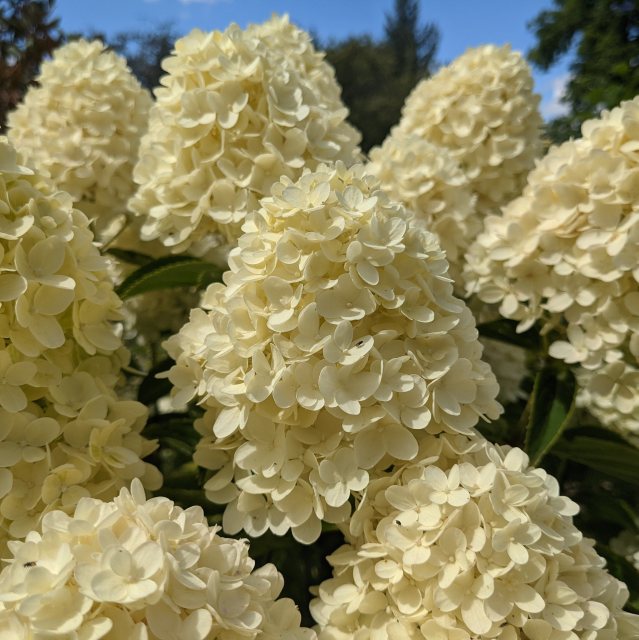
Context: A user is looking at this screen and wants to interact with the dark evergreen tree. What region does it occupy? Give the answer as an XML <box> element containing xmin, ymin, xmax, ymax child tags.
<box><xmin>325</xmin><ymin>37</ymin><xmax>397</xmax><ymax>152</ymax></box>
<box><xmin>384</xmin><ymin>0</ymin><xmax>439</xmax><ymax>77</ymax></box>
<box><xmin>529</xmin><ymin>0</ymin><xmax>639</xmax><ymax>141</ymax></box>
<box><xmin>325</xmin><ymin>0</ymin><xmax>439</xmax><ymax>151</ymax></box>
<box><xmin>0</xmin><ymin>0</ymin><xmax>62</xmax><ymax>130</ymax></box>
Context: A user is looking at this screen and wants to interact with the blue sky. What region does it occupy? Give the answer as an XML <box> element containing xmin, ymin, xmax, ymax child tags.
<box><xmin>53</xmin><ymin>0</ymin><xmax>572</xmax><ymax>120</ymax></box>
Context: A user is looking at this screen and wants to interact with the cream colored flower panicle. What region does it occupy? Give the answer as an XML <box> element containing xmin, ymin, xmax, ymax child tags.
<box><xmin>311</xmin><ymin>432</ymin><xmax>639</xmax><ymax>639</ymax></box>
<box><xmin>612</xmin><ymin>531</ymin><xmax>639</xmax><ymax>572</ymax></box>
<box><xmin>7</xmin><ymin>39</ymin><xmax>152</xmax><ymax>241</ymax></box>
<box><xmin>129</xmin><ymin>14</ymin><xmax>361</xmax><ymax>256</ymax></box>
<box><xmin>577</xmin><ymin>362</ymin><xmax>639</xmax><ymax>438</ymax></box>
<box><xmin>367</xmin><ymin>134</ymin><xmax>479</xmax><ymax>289</ymax></box>
<box><xmin>395</xmin><ymin>44</ymin><xmax>542</xmax><ymax>219</ymax></box>
<box><xmin>479</xmin><ymin>337</ymin><xmax>528</xmax><ymax>404</ymax></box>
<box><xmin>0</xmin><ymin>480</ymin><xmax>316</xmax><ymax>640</ymax></box>
<box><xmin>0</xmin><ymin>139</ymin><xmax>160</xmax><ymax>552</ymax></box>
<box><xmin>164</xmin><ymin>163</ymin><xmax>501</xmax><ymax>543</ymax></box>
<box><xmin>465</xmin><ymin>97</ymin><xmax>639</xmax><ymax>375</ymax></box>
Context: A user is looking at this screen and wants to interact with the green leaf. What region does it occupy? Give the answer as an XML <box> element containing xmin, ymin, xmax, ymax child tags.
<box><xmin>159</xmin><ymin>436</ymin><xmax>195</xmax><ymax>458</ymax></box>
<box><xmin>586</xmin><ymin>496</ymin><xmax>639</xmax><ymax>532</ymax></box>
<box><xmin>106</xmin><ymin>247</ymin><xmax>154</xmax><ymax>266</ymax></box>
<box><xmin>162</xmin><ymin>462</ymin><xmax>201</xmax><ymax>489</ymax></box>
<box><xmin>143</xmin><ymin>413</ymin><xmax>196</xmax><ymax>441</ymax></box>
<box><xmin>115</xmin><ymin>255</ymin><xmax>223</xmax><ymax>300</ymax></box>
<box><xmin>552</xmin><ymin>436</ymin><xmax>639</xmax><ymax>485</ymax></box>
<box><xmin>561</xmin><ymin>424</ymin><xmax>630</xmax><ymax>445</ymax></box>
<box><xmin>525</xmin><ymin>365</ymin><xmax>576</xmax><ymax>465</ymax></box>
<box><xmin>137</xmin><ymin>358</ymin><xmax>174</xmax><ymax>405</ymax></box>
<box><xmin>477</xmin><ymin>319</ymin><xmax>540</xmax><ymax>351</ymax></box>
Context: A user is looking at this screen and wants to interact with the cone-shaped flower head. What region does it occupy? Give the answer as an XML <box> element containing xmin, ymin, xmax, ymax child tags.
<box><xmin>311</xmin><ymin>433</ymin><xmax>639</xmax><ymax>639</ymax></box>
<box><xmin>395</xmin><ymin>44</ymin><xmax>542</xmax><ymax>219</ymax></box>
<box><xmin>129</xmin><ymin>15</ymin><xmax>361</xmax><ymax>256</ymax></box>
<box><xmin>0</xmin><ymin>139</ymin><xmax>160</xmax><ymax>551</ymax></box>
<box><xmin>164</xmin><ymin>162</ymin><xmax>501</xmax><ymax>543</ymax></box>
<box><xmin>466</xmin><ymin>97</ymin><xmax>639</xmax><ymax>379</ymax></box>
<box><xmin>367</xmin><ymin>134</ymin><xmax>479</xmax><ymax>290</ymax></box>
<box><xmin>7</xmin><ymin>39</ymin><xmax>152</xmax><ymax>241</ymax></box>
<box><xmin>0</xmin><ymin>479</ymin><xmax>316</xmax><ymax>640</ymax></box>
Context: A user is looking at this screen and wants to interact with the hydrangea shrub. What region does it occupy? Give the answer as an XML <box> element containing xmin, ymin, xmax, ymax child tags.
<box><xmin>311</xmin><ymin>433</ymin><xmax>639</xmax><ymax>638</ymax></box>
<box><xmin>1</xmin><ymin>20</ymin><xmax>639</xmax><ymax>639</ymax></box>
<box><xmin>0</xmin><ymin>479</ymin><xmax>315</xmax><ymax>640</ymax></box>
<box><xmin>0</xmin><ymin>139</ymin><xmax>160</xmax><ymax>551</ymax></box>
<box><xmin>367</xmin><ymin>134</ymin><xmax>479</xmax><ymax>289</ymax></box>
<box><xmin>129</xmin><ymin>15</ymin><xmax>361</xmax><ymax>256</ymax></box>
<box><xmin>465</xmin><ymin>97</ymin><xmax>639</xmax><ymax>436</ymax></box>
<box><xmin>164</xmin><ymin>162</ymin><xmax>501</xmax><ymax>543</ymax></box>
<box><xmin>7</xmin><ymin>40</ymin><xmax>151</xmax><ymax>241</ymax></box>
<box><xmin>394</xmin><ymin>44</ymin><xmax>543</xmax><ymax>220</ymax></box>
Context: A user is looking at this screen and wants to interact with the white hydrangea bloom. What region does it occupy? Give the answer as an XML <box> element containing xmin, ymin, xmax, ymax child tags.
<box><xmin>367</xmin><ymin>134</ymin><xmax>479</xmax><ymax>289</ymax></box>
<box><xmin>164</xmin><ymin>163</ymin><xmax>501</xmax><ymax>543</ymax></box>
<box><xmin>395</xmin><ymin>44</ymin><xmax>542</xmax><ymax>219</ymax></box>
<box><xmin>577</xmin><ymin>361</ymin><xmax>639</xmax><ymax>437</ymax></box>
<box><xmin>466</xmin><ymin>98</ymin><xmax>639</xmax><ymax>429</ymax></box>
<box><xmin>479</xmin><ymin>337</ymin><xmax>528</xmax><ymax>404</ymax></box>
<box><xmin>611</xmin><ymin>531</ymin><xmax>639</xmax><ymax>572</ymax></box>
<box><xmin>311</xmin><ymin>432</ymin><xmax>639</xmax><ymax>639</ymax></box>
<box><xmin>0</xmin><ymin>139</ymin><xmax>160</xmax><ymax>552</ymax></box>
<box><xmin>0</xmin><ymin>479</ymin><xmax>316</xmax><ymax>640</ymax></box>
<box><xmin>7</xmin><ymin>39</ymin><xmax>152</xmax><ymax>241</ymax></box>
<box><xmin>129</xmin><ymin>14</ymin><xmax>361</xmax><ymax>256</ymax></box>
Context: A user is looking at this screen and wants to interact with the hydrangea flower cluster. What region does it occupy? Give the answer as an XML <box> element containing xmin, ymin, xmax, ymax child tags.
<box><xmin>164</xmin><ymin>163</ymin><xmax>501</xmax><ymax>543</ymax></box>
<box><xmin>479</xmin><ymin>337</ymin><xmax>528</xmax><ymax>404</ymax></box>
<box><xmin>611</xmin><ymin>531</ymin><xmax>639</xmax><ymax>572</ymax></box>
<box><xmin>465</xmin><ymin>97</ymin><xmax>639</xmax><ymax>426</ymax></box>
<box><xmin>7</xmin><ymin>40</ymin><xmax>152</xmax><ymax>242</ymax></box>
<box><xmin>395</xmin><ymin>44</ymin><xmax>542</xmax><ymax>219</ymax></box>
<box><xmin>311</xmin><ymin>432</ymin><xmax>639</xmax><ymax>639</ymax></box>
<box><xmin>577</xmin><ymin>362</ymin><xmax>639</xmax><ymax>438</ymax></box>
<box><xmin>0</xmin><ymin>140</ymin><xmax>160</xmax><ymax>551</ymax></box>
<box><xmin>129</xmin><ymin>15</ymin><xmax>361</xmax><ymax>256</ymax></box>
<box><xmin>367</xmin><ymin>134</ymin><xmax>479</xmax><ymax>289</ymax></box>
<box><xmin>0</xmin><ymin>479</ymin><xmax>315</xmax><ymax>640</ymax></box>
